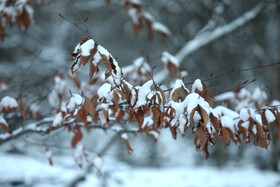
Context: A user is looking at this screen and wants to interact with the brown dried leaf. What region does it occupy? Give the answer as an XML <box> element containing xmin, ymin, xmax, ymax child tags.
<box><xmin>84</xmin><ymin>96</ymin><xmax>96</xmax><ymax>117</ymax></box>
<box><xmin>199</xmin><ymin>106</ymin><xmax>208</xmax><ymax>124</ymax></box>
<box><xmin>170</xmin><ymin>126</ymin><xmax>177</xmax><ymax>140</ymax></box>
<box><xmin>222</xmin><ymin>127</ymin><xmax>230</xmax><ymax>147</ymax></box>
<box><xmin>171</xmin><ymin>87</ymin><xmax>181</xmax><ymax>102</ymax></box>
<box><xmin>135</xmin><ymin>108</ymin><xmax>144</xmax><ymax>129</ymax></box>
<box><xmin>76</xmin><ymin>104</ymin><xmax>88</xmax><ymax>124</ymax></box>
<box><xmin>19</xmin><ymin>99</ymin><xmax>27</xmax><ymax>120</ymax></box>
<box><xmin>0</xmin><ymin>122</ymin><xmax>12</xmax><ymax>134</ymax></box>
<box><xmin>152</xmin><ymin>106</ymin><xmax>161</xmax><ymax>124</ymax></box>
<box><xmin>71</xmin><ymin>126</ymin><xmax>83</xmax><ymax>148</ymax></box>
<box><xmin>121</xmin><ymin>133</ymin><xmax>133</xmax><ymax>155</ymax></box>
<box><xmin>116</xmin><ymin>109</ymin><xmax>125</xmax><ymax>122</ymax></box>
<box><xmin>189</xmin><ymin>107</ymin><xmax>197</xmax><ymax>124</ymax></box>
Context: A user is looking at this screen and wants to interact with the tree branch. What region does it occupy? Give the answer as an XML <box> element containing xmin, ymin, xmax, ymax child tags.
<box><xmin>155</xmin><ymin>2</ymin><xmax>264</xmax><ymax>83</ymax></box>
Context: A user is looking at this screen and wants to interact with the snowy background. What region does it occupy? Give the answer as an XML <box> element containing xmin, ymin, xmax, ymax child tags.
<box><xmin>1</xmin><ymin>0</ymin><xmax>280</xmax><ymax>186</ymax></box>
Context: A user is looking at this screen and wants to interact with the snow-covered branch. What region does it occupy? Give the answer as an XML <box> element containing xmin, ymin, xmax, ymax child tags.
<box><xmin>155</xmin><ymin>2</ymin><xmax>264</xmax><ymax>83</ymax></box>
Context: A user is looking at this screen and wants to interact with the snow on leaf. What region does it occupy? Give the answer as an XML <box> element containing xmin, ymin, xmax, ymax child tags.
<box><xmin>161</xmin><ymin>52</ymin><xmax>179</xmax><ymax>78</ymax></box>
<box><xmin>0</xmin><ymin>96</ymin><xmax>18</xmax><ymax>114</ymax></box>
<box><xmin>52</xmin><ymin>112</ymin><xmax>63</xmax><ymax>127</ymax></box>
<box><xmin>265</xmin><ymin>110</ymin><xmax>275</xmax><ymax>123</ymax></box>
<box><xmin>134</xmin><ymin>80</ymin><xmax>153</xmax><ymax>108</ymax></box>
<box><xmin>152</xmin><ymin>22</ymin><xmax>171</xmax><ymax>37</ymax></box>
<box><xmin>148</xmin><ymin>130</ymin><xmax>160</xmax><ymax>142</ymax></box>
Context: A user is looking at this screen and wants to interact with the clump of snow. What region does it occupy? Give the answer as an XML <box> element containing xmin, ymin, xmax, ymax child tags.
<box><xmin>97</xmin><ymin>83</ymin><xmax>112</xmax><ymax>100</ymax></box>
<box><xmin>121</xmin><ymin>132</ymin><xmax>129</xmax><ymax>140</ymax></box>
<box><xmin>0</xmin><ymin>96</ymin><xmax>18</xmax><ymax>110</ymax></box>
<box><xmin>53</xmin><ymin>112</ymin><xmax>63</xmax><ymax>127</ymax></box>
<box><xmin>67</xmin><ymin>94</ymin><xmax>84</xmax><ymax>113</ymax></box>
<box><xmin>240</xmin><ymin>108</ymin><xmax>256</xmax><ymax>121</ymax></box>
<box><xmin>265</xmin><ymin>110</ymin><xmax>275</xmax><ymax>123</ymax></box>
<box><xmin>215</xmin><ymin>91</ymin><xmax>235</xmax><ymax>102</ymax></box>
<box><xmin>221</xmin><ymin>116</ymin><xmax>235</xmax><ymax>132</ymax></box>
<box><xmin>252</xmin><ymin>87</ymin><xmax>267</xmax><ymax>103</ymax></box>
<box><xmin>240</xmin><ymin>108</ymin><xmax>250</xmax><ymax>121</ymax></box>
<box><xmin>152</xmin><ymin>22</ymin><xmax>171</xmax><ymax>36</ymax></box>
<box><xmin>192</xmin><ymin>79</ymin><xmax>203</xmax><ymax>92</ymax></box>
<box><xmin>161</xmin><ymin>52</ymin><xmax>179</xmax><ymax>67</ymax></box>
<box><xmin>54</xmin><ymin>75</ymin><xmax>66</xmax><ymax>95</ymax></box>
<box><xmin>214</xmin><ymin>106</ymin><xmax>239</xmax><ymax>119</ymax></box>
<box><xmin>48</xmin><ymin>90</ymin><xmax>60</xmax><ymax>109</ymax></box>
<box><xmin>93</xmin><ymin>155</ymin><xmax>103</xmax><ymax>170</ymax></box>
<box><xmin>142</xmin><ymin>116</ymin><xmax>154</xmax><ymax>128</ymax></box>
<box><xmin>80</xmin><ymin>39</ymin><xmax>95</xmax><ymax>56</ymax></box>
<box><xmin>97</xmin><ymin>45</ymin><xmax>123</xmax><ymax>86</ymax></box>
<box><xmin>134</xmin><ymin>80</ymin><xmax>153</xmax><ymax>108</ymax></box>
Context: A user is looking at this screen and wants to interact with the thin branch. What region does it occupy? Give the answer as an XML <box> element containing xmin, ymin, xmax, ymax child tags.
<box><xmin>70</xmin><ymin>0</ymin><xmax>93</xmax><ymax>39</ymax></box>
<box><xmin>58</xmin><ymin>13</ymin><xmax>91</xmax><ymax>39</ymax></box>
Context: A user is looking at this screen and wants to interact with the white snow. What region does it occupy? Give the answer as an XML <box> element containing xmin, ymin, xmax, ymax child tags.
<box><xmin>134</xmin><ymin>80</ymin><xmax>153</xmax><ymax>108</ymax></box>
<box><xmin>0</xmin><ymin>96</ymin><xmax>18</xmax><ymax>109</ymax></box>
<box><xmin>161</xmin><ymin>51</ymin><xmax>179</xmax><ymax>67</ymax></box>
<box><xmin>121</xmin><ymin>132</ymin><xmax>129</xmax><ymax>140</ymax></box>
<box><xmin>265</xmin><ymin>110</ymin><xmax>275</xmax><ymax>123</ymax></box>
<box><xmin>52</xmin><ymin>112</ymin><xmax>63</xmax><ymax>127</ymax></box>
<box><xmin>215</xmin><ymin>91</ymin><xmax>235</xmax><ymax>101</ymax></box>
<box><xmin>54</xmin><ymin>76</ymin><xmax>66</xmax><ymax>95</ymax></box>
<box><xmin>152</xmin><ymin>22</ymin><xmax>171</xmax><ymax>36</ymax></box>
<box><xmin>97</xmin><ymin>83</ymin><xmax>112</xmax><ymax>100</ymax></box>
<box><xmin>80</xmin><ymin>39</ymin><xmax>95</xmax><ymax>56</ymax></box>
<box><xmin>192</xmin><ymin>79</ymin><xmax>203</xmax><ymax>92</ymax></box>
<box><xmin>214</xmin><ymin>106</ymin><xmax>239</xmax><ymax>119</ymax></box>
<box><xmin>1</xmin><ymin>153</ymin><xmax>279</xmax><ymax>187</ymax></box>
<box><xmin>240</xmin><ymin>108</ymin><xmax>250</xmax><ymax>121</ymax></box>
<box><xmin>142</xmin><ymin>116</ymin><xmax>154</xmax><ymax>128</ymax></box>
<box><xmin>92</xmin><ymin>155</ymin><xmax>103</xmax><ymax>170</ymax></box>
<box><xmin>67</xmin><ymin>94</ymin><xmax>84</xmax><ymax>112</ymax></box>
<box><xmin>221</xmin><ymin>116</ymin><xmax>235</xmax><ymax>132</ymax></box>
<box><xmin>48</xmin><ymin>90</ymin><xmax>59</xmax><ymax>109</ymax></box>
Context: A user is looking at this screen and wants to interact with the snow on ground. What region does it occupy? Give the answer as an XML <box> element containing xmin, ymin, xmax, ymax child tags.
<box><xmin>0</xmin><ymin>152</ymin><xmax>279</xmax><ymax>187</ymax></box>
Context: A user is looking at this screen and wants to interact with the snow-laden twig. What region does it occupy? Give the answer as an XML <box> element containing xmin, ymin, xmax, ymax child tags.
<box><xmin>155</xmin><ymin>2</ymin><xmax>264</xmax><ymax>83</ymax></box>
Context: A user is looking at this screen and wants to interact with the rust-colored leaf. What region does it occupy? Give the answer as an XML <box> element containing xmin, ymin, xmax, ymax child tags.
<box><xmin>84</xmin><ymin>96</ymin><xmax>96</xmax><ymax>117</ymax></box>
<box><xmin>158</xmin><ymin>86</ymin><xmax>166</xmax><ymax>106</ymax></box>
<box><xmin>171</xmin><ymin>87</ymin><xmax>181</xmax><ymax>102</ymax></box>
<box><xmin>121</xmin><ymin>132</ymin><xmax>133</xmax><ymax>155</ymax></box>
<box><xmin>199</xmin><ymin>105</ymin><xmax>208</xmax><ymax>124</ymax></box>
<box><xmin>71</xmin><ymin>126</ymin><xmax>83</xmax><ymax>148</ymax></box>
<box><xmin>209</xmin><ymin>113</ymin><xmax>221</xmax><ymax>134</ymax></box>
<box><xmin>170</xmin><ymin>126</ymin><xmax>177</xmax><ymax>140</ymax></box>
<box><xmin>0</xmin><ymin>122</ymin><xmax>12</xmax><ymax>134</ymax></box>
<box><xmin>76</xmin><ymin>104</ymin><xmax>88</xmax><ymax>124</ymax></box>
<box><xmin>100</xmin><ymin>53</ymin><xmax>113</xmax><ymax>72</ymax></box>
<box><xmin>152</xmin><ymin>106</ymin><xmax>161</xmax><ymax>124</ymax></box>
<box><xmin>189</xmin><ymin>107</ymin><xmax>197</xmax><ymax>124</ymax></box>
<box><xmin>19</xmin><ymin>99</ymin><xmax>27</xmax><ymax>120</ymax></box>
<box><xmin>222</xmin><ymin>127</ymin><xmax>230</xmax><ymax>147</ymax></box>
<box><xmin>116</xmin><ymin>109</ymin><xmax>125</xmax><ymax>122</ymax></box>
<box><xmin>135</xmin><ymin>108</ymin><xmax>144</xmax><ymax>129</ymax></box>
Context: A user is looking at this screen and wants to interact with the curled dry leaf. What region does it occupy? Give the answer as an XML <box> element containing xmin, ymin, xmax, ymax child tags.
<box><xmin>121</xmin><ymin>132</ymin><xmax>133</xmax><ymax>155</ymax></box>
<box><xmin>71</xmin><ymin>126</ymin><xmax>83</xmax><ymax>148</ymax></box>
